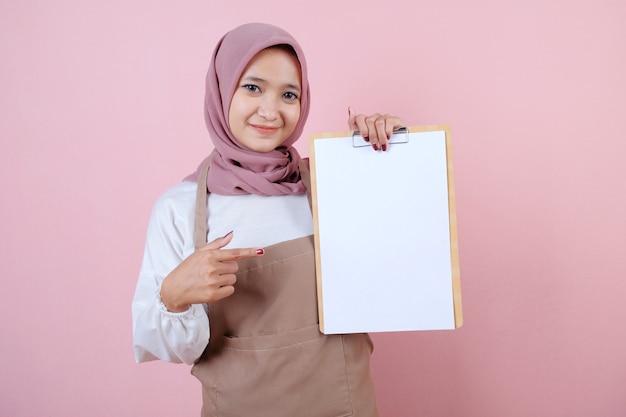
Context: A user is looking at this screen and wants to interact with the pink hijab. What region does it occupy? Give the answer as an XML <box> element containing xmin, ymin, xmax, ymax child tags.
<box><xmin>186</xmin><ymin>23</ymin><xmax>310</xmax><ymax>195</ymax></box>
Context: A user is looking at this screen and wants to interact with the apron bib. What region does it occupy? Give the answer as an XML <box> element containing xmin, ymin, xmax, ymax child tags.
<box><xmin>190</xmin><ymin>158</ymin><xmax>379</xmax><ymax>417</ymax></box>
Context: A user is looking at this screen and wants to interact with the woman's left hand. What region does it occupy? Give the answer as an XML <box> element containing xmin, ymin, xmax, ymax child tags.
<box><xmin>348</xmin><ymin>107</ymin><xmax>403</xmax><ymax>152</ymax></box>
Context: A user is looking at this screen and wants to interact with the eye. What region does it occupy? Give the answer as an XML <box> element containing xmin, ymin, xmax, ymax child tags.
<box><xmin>242</xmin><ymin>84</ymin><xmax>260</xmax><ymax>93</ymax></box>
<box><xmin>283</xmin><ymin>91</ymin><xmax>299</xmax><ymax>101</ymax></box>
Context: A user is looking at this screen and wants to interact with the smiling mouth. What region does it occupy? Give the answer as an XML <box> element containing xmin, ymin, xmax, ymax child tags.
<box><xmin>250</xmin><ymin>124</ymin><xmax>280</xmax><ymax>133</ymax></box>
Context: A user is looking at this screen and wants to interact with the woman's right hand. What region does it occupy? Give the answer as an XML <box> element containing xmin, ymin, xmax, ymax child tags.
<box><xmin>159</xmin><ymin>232</ymin><xmax>264</xmax><ymax>312</ymax></box>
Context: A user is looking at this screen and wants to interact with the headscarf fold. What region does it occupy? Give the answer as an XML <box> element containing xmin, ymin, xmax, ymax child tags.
<box><xmin>185</xmin><ymin>23</ymin><xmax>310</xmax><ymax>195</ymax></box>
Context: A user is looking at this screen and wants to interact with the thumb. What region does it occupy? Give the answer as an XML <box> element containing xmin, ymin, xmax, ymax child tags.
<box><xmin>347</xmin><ymin>106</ymin><xmax>357</xmax><ymax>131</ymax></box>
<box><xmin>200</xmin><ymin>231</ymin><xmax>234</xmax><ymax>251</ymax></box>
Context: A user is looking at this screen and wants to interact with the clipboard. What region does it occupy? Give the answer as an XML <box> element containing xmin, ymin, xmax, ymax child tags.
<box><xmin>309</xmin><ymin>125</ymin><xmax>462</xmax><ymax>334</ymax></box>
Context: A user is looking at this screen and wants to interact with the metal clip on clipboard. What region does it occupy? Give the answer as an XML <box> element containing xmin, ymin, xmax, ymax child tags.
<box><xmin>351</xmin><ymin>127</ymin><xmax>409</xmax><ymax>148</ymax></box>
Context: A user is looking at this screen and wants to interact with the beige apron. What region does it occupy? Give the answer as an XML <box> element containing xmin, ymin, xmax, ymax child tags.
<box><xmin>190</xmin><ymin>158</ymin><xmax>379</xmax><ymax>417</ymax></box>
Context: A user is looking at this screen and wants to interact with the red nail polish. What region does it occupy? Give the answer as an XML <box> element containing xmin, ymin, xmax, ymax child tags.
<box><xmin>256</xmin><ymin>249</ymin><xmax>265</xmax><ymax>255</ymax></box>
<box><xmin>382</xmin><ymin>144</ymin><xmax>387</xmax><ymax>152</ymax></box>
<box><xmin>373</xmin><ymin>143</ymin><xmax>379</xmax><ymax>151</ymax></box>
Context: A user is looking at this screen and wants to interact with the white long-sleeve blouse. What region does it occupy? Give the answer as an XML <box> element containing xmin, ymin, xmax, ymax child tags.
<box><xmin>132</xmin><ymin>181</ymin><xmax>313</xmax><ymax>364</ymax></box>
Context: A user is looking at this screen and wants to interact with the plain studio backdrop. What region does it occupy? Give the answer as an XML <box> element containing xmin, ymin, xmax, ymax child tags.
<box><xmin>1</xmin><ymin>1</ymin><xmax>625</xmax><ymax>416</ymax></box>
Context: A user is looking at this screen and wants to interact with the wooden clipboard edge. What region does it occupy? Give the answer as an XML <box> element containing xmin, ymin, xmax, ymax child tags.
<box><xmin>309</xmin><ymin>125</ymin><xmax>463</xmax><ymax>332</ymax></box>
<box><xmin>309</xmin><ymin>130</ymin><xmax>353</xmax><ymax>333</ymax></box>
<box><xmin>446</xmin><ymin>128</ymin><xmax>464</xmax><ymax>329</ymax></box>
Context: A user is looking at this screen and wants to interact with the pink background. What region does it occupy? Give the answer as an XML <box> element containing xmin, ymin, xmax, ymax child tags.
<box><xmin>1</xmin><ymin>0</ymin><xmax>625</xmax><ymax>416</ymax></box>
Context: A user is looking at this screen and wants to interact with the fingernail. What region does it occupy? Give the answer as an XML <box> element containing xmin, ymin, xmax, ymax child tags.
<box><xmin>256</xmin><ymin>249</ymin><xmax>265</xmax><ymax>255</ymax></box>
<box><xmin>223</xmin><ymin>231</ymin><xmax>233</xmax><ymax>238</ymax></box>
<box><xmin>382</xmin><ymin>144</ymin><xmax>387</xmax><ymax>152</ymax></box>
<box><xmin>373</xmin><ymin>143</ymin><xmax>379</xmax><ymax>151</ymax></box>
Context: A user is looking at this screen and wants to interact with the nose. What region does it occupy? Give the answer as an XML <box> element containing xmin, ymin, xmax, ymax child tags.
<box><xmin>257</xmin><ymin>95</ymin><xmax>280</xmax><ymax>121</ymax></box>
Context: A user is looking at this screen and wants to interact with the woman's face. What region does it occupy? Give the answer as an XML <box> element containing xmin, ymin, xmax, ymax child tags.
<box><xmin>228</xmin><ymin>47</ymin><xmax>302</xmax><ymax>153</ymax></box>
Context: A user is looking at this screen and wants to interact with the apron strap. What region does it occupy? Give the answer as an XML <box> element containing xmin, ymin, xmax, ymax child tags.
<box><xmin>298</xmin><ymin>158</ymin><xmax>313</xmax><ymax>212</ymax></box>
<box><xmin>193</xmin><ymin>156</ymin><xmax>212</xmax><ymax>250</ymax></box>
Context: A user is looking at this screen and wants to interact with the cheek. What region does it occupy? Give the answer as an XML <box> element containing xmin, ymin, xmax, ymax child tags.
<box><xmin>287</xmin><ymin>105</ymin><xmax>301</xmax><ymax>128</ymax></box>
<box><xmin>228</xmin><ymin>93</ymin><xmax>247</xmax><ymax>128</ymax></box>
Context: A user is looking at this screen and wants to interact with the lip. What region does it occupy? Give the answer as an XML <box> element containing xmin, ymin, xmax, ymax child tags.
<box><xmin>249</xmin><ymin>124</ymin><xmax>280</xmax><ymax>133</ymax></box>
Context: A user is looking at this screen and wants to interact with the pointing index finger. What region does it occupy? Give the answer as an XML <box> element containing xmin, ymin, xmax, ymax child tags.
<box><xmin>216</xmin><ymin>247</ymin><xmax>265</xmax><ymax>261</ymax></box>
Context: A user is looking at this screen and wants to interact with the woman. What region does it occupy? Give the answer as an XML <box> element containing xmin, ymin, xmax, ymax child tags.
<box><xmin>132</xmin><ymin>22</ymin><xmax>402</xmax><ymax>416</ymax></box>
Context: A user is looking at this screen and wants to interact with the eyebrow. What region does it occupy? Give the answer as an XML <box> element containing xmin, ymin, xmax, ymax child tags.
<box><xmin>241</xmin><ymin>76</ymin><xmax>301</xmax><ymax>92</ymax></box>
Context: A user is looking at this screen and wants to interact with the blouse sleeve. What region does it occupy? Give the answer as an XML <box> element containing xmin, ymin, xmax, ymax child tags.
<box><xmin>132</xmin><ymin>186</ymin><xmax>210</xmax><ymax>365</ymax></box>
